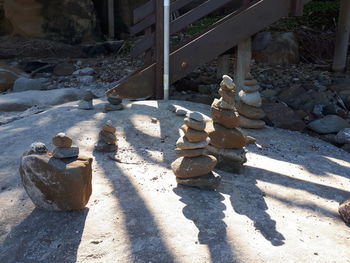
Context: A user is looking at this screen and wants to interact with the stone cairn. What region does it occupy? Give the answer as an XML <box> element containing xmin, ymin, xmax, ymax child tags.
<box><xmin>94</xmin><ymin>120</ymin><xmax>118</xmax><ymax>152</ymax></box>
<box><xmin>78</xmin><ymin>90</ymin><xmax>96</xmax><ymax>110</ymax></box>
<box><xmin>207</xmin><ymin>75</ymin><xmax>247</xmax><ymax>173</ymax></box>
<box><xmin>171</xmin><ymin>112</ymin><xmax>221</xmax><ymax>190</ymax></box>
<box><xmin>19</xmin><ymin>134</ymin><xmax>93</xmax><ymax>211</ymax></box>
<box><xmin>236</xmin><ymin>72</ymin><xmax>266</xmax><ymax>129</ymax></box>
<box><xmin>105</xmin><ymin>95</ymin><xmax>124</xmax><ymax>112</ymax></box>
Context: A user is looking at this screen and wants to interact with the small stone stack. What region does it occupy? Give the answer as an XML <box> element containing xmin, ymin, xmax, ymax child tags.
<box><xmin>94</xmin><ymin>120</ymin><xmax>118</xmax><ymax>152</ymax></box>
<box><xmin>207</xmin><ymin>75</ymin><xmax>247</xmax><ymax>173</ymax></box>
<box><xmin>78</xmin><ymin>90</ymin><xmax>96</xmax><ymax>110</ymax></box>
<box><xmin>236</xmin><ymin>72</ymin><xmax>266</xmax><ymax>129</ymax></box>
<box><xmin>52</xmin><ymin>133</ymin><xmax>79</xmax><ymax>158</ymax></box>
<box><xmin>171</xmin><ymin>112</ymin><xmax>221</xmax><ymax>190</ymax></box>
<box><xmin>105</xmin><ymin>95</ymin><xmax>124</xmax><ymax>112</ymax></box>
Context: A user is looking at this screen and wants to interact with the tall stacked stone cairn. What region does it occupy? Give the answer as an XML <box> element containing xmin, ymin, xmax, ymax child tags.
<box><xmin>236</xmin><ymin>72</ymin><xmax>266</xmax><ymax>129</ymax></box>
<box><xmin>94</xmin><ymin>120</ymin><xmax>118</xmax><ymax>152</ymax></box>
<box><xmin>19</xmin><ymin>134</ymin><xmax>93</xmax><ymax>211</ymax></box>
<box><xmin>171</xmin><ymin>112</ymin><xmax>221</xmax><ymax>190</ymax></box>
<box><xmin>105</xmin><ymin>94</ymin><xmax>124</xmax><ymax>112</ymax></box>
<box><xmin>207</xmin><ymin>75</ymin><xmax>248</xmax><ymax>173</ymax></box>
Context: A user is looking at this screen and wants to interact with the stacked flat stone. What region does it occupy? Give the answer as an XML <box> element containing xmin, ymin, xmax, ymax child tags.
<box><xmin>78</xmin><ymin>90</ymin><xmax>96</xmax><ymax>110</ymax></box>
<box><xmin>105</xmin><ymin>95</ymin><xmax>124</xmax><ymax>112</ymax></box>
<box><xmin>19</xmin><ymin>137</ymin><xmax>93</xmax><ymax>211</ymax></box>
<box><xmin>94</xmin><ymin>120</ymin><xmax>118</xmax><ymax>152</ymax></box>
<box><xmin>236</xmin><ymin>72</ymin><xmax>266</xmax><ymax>129</ymax></box>
<box><xmin>52</xmin><ymin>132</ymin><xmax>79</xmax><ymax>158</ymax></box>
<box><xmin>171</xmin><ymin>112</ymin><xmax>221</xmax><ymax>190</ymax></box>
<box><xmin>207</xmin><ymin>75</ymin><xmax>247</xmax><ymax>173</ymax></box>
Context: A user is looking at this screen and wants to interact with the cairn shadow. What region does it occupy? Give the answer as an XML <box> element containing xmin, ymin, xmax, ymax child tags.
<box><xmin>173</xmin><ymin>186</ymin><xmax>237</xmax><ymax>262</ymax></box>
<box><xmin>0</xmin><ymin>208</ymin><xmax>88</xmax><ymax>263</ymax></box>
<box><xmin>218</xmin><ymin>170</ymin><xmax>285</xmax><ymax>246</ymax></box>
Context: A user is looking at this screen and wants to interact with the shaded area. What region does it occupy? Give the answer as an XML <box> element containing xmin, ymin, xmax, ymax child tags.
<box><xmin>173</xmin><ymin>186</ymin><xmax>236</xmax><ymax>262</ymax></box>
<box><xmin>0</xmin><ymin>208</ymin><xmax>88</xmax><ymax>263</ymax></box>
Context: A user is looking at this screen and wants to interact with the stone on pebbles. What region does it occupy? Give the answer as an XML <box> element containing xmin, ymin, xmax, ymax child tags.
<box><xmin>242</xmin><ymin>84</ymin><xmax>260</xmax><ymax>93</ymax></box>
<box><xmin>94</xmin><ymin>141</ymin><xmax>118</xmax><ymax>152</ymax></box>
<box><xmin>81</xmin><ymin>90</ymin><xmax>97</xmax><ymax>101</ymax></box>
<box><xmin>176</xmin><ymin>108</ymin><xmax>187</xmax><ymax>116</ymax></box>
<box><xmin>184</xmin><ymin>117</ymin><xmax>206</xmax><ymax>131</ymax></box>
<box><xmin>208</xmin><ymin>123</ymin><xmax>247</xmax><ymax>149</ymax></box>
<box><xmin>206</xmin><ymin>145</ymin><xmax>247</xmax><ymax>163</ymax></box>
<box><xmin>53</xmin><ymin>147</ymin><xmax>79</xmax><ymax>159</ymax></box>
<box><xmin>176</xmin><ymin>136</ymin><xmax>209</xmax><ymax>150</ymax></box>
<box><xmin>52</xmin><ymin>133</ymin><xmax>72</xmax><ymax>148</ymax></box>
<box><xmin>176</xmin><ymin>172</ymin><xmax>221</xmax><ymax>190</ymax></box>
<box><xmin>211</xmin><ymin>103</ymin><xmax>240</xmax><ymax>129</ymax></box>
<box><xmin>339</xmin><ymin>199</ymin><xmax>350</xmax><ymax>224</ymax></box>
<box><xmin>239</xmin><ymin>90</ymin><xmax>262</xmax><ymax>107</ymax></box>
<box><xmin>239</xmin><ymin>115</ymin><xmax>265</xmax><ymax>129</ymax></box>
<box><xmin>171</xmin><ymin>155</ymin><xmax>217</xmax><ymax>178</ymax></box>
<box><xmin>307</xmin><ymin>115</ymin><xmax>350</xmax><ymax>134</ymax></box>
<box><xmin>175</xmin><ymin>148</ymin><xmax>206</xmax><ymax>157</ymax></box>
<box><xmin>181</xmin><ymin>124</ymin><xmax>208</xmax><ymax>142</ymax></box>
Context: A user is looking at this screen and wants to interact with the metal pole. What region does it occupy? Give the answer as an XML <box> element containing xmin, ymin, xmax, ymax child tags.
<box><xmin>163</xmin><ymin>0</ymin><xmax>170</xmax><ymax>100</ymax></box>
<box><xmin>332</xmin><ymin>0</ymin><xmax>350</xmax><ymax>72</ymax></box>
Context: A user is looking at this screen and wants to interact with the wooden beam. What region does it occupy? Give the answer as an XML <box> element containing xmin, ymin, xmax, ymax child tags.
<box><xmin>108</xmin><ymin>0</ymin><xmax>115</xmax><ymax>39</ymax></box>
<box><xmin>332</xmin><ymin>0</ymin><xmax>350</xmax><ymax>72</ymax></box>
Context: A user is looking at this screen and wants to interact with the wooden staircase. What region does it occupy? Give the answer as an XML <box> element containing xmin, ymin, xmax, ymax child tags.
<box><xmin>106</xmin><ymin>0</ymin><xmax>310</xmax><ymax>99</ymax></box>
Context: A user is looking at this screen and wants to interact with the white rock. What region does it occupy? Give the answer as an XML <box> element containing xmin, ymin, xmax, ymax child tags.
<box><xmin>239</xmin><ymin>90</ymin><xmax>262</xmax><ymax>107</ymax></box>
<box><xmin>13</xmin><ymin>77</ymin><xmax>48</xmax><ymax>92</ymax></box>
<box><xmin>222</xmin><ymin>75</ymin><xmax>235</xmax><ymax>90</ymax></box>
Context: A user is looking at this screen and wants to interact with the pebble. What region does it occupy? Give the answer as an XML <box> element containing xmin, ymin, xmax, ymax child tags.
<box><xmin>73</xmin><ymin>67</ymin><xmax>94</xmax><ymax>76</ymax></box>
<box><xmin>107</xmin><ymin>96</ymin><xmax>122</xmax><ymax>105</ymax></box>
<box><xmin>171</xmin><ymin>155</ymin><xmax>217</xmax><ymax>178</ymax></box>
<box><xmin>102</xmin><ymin>121</ymin><xmax>116</xmax><ymax>134</ymax></box>
<box><xmin>239</xmin><ymin>90</ymin><xmax>262</xmax><ymax>107</ymax></box>
<box><xmin>176</xmin><ymin>172</ymin><xmax>221</xmax><ymax>191</ymax></box>
<box><xmin>99</xmin><ymin>130</ymin><xmax>117</xmax><ymax>144</ymax></box>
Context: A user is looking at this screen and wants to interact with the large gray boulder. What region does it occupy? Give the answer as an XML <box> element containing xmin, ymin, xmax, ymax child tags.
<box><xmin>307</xmin><ymin>115</ymin><xmax>350</xmax><ymax>134</ymax></box>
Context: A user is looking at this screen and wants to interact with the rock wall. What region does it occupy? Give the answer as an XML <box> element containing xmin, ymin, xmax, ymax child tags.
<box><xmin>2</xmin><ymin>0</ymin><xmax>98</xmax><ymax>44</ymax></box>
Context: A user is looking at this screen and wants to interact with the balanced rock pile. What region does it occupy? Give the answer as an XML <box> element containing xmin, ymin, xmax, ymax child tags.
<box><xmin>171</xmin><ymin>112</ymin><xmax>221</xmax><ymax>190</ymax></box>
<box><xmin>78</xmin><ymin>90</ymin><xmax>97</xmax><ymax>110</ymax></box>
<box><xmin>207</xmin><ymin>75</ymin><xmax>247</xmax><ymax>173</ymax></box>
<box><xmin>105</xmin><ymin>95</ymin><xmax>124</xmax><ymax>112</ymax></box>
<box><xmin>19</xmin><ymin>134</ymin><xmax>93</xmax><ymax>211</ymax></box>
<box><xmin>236</xmin><ymin>73</ymin><xmax>266</xmax><ymax>129</ymax></box>
<box><xmin>94</xmin><ymin>120</ymin><xmax>118</xmax><ymax>152</ymax></box>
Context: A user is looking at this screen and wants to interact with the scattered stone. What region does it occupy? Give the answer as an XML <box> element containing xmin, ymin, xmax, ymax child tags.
<box><xmin>187</xmin><ymin>111</ymin><xmax>204</xmax><ymax>122</ymax></box>
<box><xmin>20</xmin><ymin>152</ymin><xmax>93</xmax><ymax>211</ymax></box>
<box><xmin>78</xmin><ymin>100</ymin><xmax>93</xmax><ymax>110</ymax></box>
<box><xmin>307</xmin><ymin>115</ymin><xmax>350</xmax><ymax>134</ymax></box>
<box><xmin>29</xmin><ymin>142</ymin><xmax>48</xmax><ymax>154</ymax></box>
<box><xmin>246</xmin><ymin>136</ymin><xmax>257</xmax><ymax>144</ymax></box>
<box><xmin>13</xmin><ymin>77</ymin><xmax>47</xmax><ymax>92</ymax></box>
<box><xmin>239</xmin><ymin>115</ymin><xmax>266</xmax><ymax>129</ymax></box>
<box><xmin>181</xmin><ymin>125</ymin><xmax>208</xmax><ymax>142</ymax></box>
<box><xmin>53</xmin><ymin>62</ymin><xmax>75</xmax><ymax>76</ymax></box>
<box><xmin>239</xmin><ymin>90</ymin><xmax>262</xmax><ymax>107</ymax></box>
<box><xmin>52</xmin><ymin>133</ymin><xmax>72</xmax><ymax>148</ymax></box>
<box><xmin>176</xmin><ymin>136</ymin><xmax>209</xmax><ymax>150</ymax></box>
<box><xmin>184</xmin><ymin>117</ymin><xmax>206</xmax><ymax>131</ymax></box>
<box><xmin>171</xmin><ymin>155</ymin><xmax>217</xmax><ymax>178</ymax></box>
<box><xmin>339</xmin><ymin>199</ymin><xmax>350</xmax><ymax>224</ymax></box>
<box><xmin>73</xmin><ymin>67</ymin><xmax>94</xmax><ymax>76</ymax></box>
<box><xmin>52</xmin><ymin>147</ymin><xmax>79</xmax><ymax>159</ymax></box>
<box><xmin>104</xmin><ymin>103</ymin><xmax>123</xmax><ymax>112</ymax></box>
<box><xmin>176</xmin><ymin>172</ymin><xmax>221</xmax><ymax>190</ymax></box>
<box><xmin>336</xmin><ymin>128</ymin><xmax>350</xmax><ymax>144</ymax></box>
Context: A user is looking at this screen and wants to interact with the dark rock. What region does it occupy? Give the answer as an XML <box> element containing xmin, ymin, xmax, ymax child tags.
<box><xmin>99</xmin><ymin>130</ymin><xmax>117</xmax><ymax>144</ymax></box>
<box><xmin>107</xmin><ymin>96</ymin><xmax>122</xmax><ymax>105</ymax></box>
<box><xmin>104</xmin><ymin>103</ymin><xmax>124</xmax><ymax>112</ymax></box>
<box><xmin>53</xmin><ymin>63</ymin><xmax>75</xmax><ymax>76</ymax></box>
<box><xmin>52</xmin><ymin>147</ymin><xmax>79</xmax><ymax>159</ymax></box>
<box><xmin>307</xmin><ymin>115</ymin><xmax>350</xmax><ymax>134</ymax></box>
<box><xmin>211</xmin><ymin>104</ymin><xmax>240</xmax><ymax>129</ymax></box>
<box><xmin>336</xmin><ymin>128</ymin><xmax>350</xmax><ymax>144</ymax></box>
<box><xmin>339</xmin><ymin>199</ymin><xmax>350</xmax><ymax>224</ymax></box>
<box><xmin>94</xmin><ymin>140</ymin><xmax>118</xmax><ymax>152</ymax></box>
<box><xmin>175</xmin><ymin>148</ymin><xmax>206</xmax><ymax>157</ymax></box>
<box><xmin>184</xmin><ymin>117</ymin><xmax>206</xmax><ymax>131</ymax></box>
<box><xmin>176</xmin><ymin>172</ymin><xmax>221</xmax><ymax>191</ymax></box>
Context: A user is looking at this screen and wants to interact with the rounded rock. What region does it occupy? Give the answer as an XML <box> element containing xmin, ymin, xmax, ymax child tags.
<box><xmin>52</xmin><ymin>133</ymin><xmax>73</xmax><ymax>148</ymax></box>
<box><xmin>171</xmin><ymin>155</ymin><xmax>217</xmax><ymax>178</ymax></box>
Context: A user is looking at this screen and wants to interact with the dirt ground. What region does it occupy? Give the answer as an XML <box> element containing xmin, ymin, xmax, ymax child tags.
<box><xmin>0</xmin><ymin>99</ymin><xmax>349</xmax><ymax>263</ymax></box>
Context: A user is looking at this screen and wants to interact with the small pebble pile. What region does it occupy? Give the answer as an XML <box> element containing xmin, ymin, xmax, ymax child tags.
<box><xmin>171</xmin><ymin>112</ymin><xmax>221</xmax><ymax>190</ymax></box>
<box><xmin>236</xmin><ymin>72</ymin><xmax>266</xmax><ymax>129</ymax></box>
<box><xmin>207</xmin><ymin>75</ymin><xmax>247</xmax><ymax>173</ymax></box>
<box><xmin>52</xmin><ymin>132</ymin><xmax>79</xmax><ymax>158</ymax></box>
<box><xmin>78</xmin><ymin>90</ymin><xmax>96</xmax><ymax>110</ymax></box>
<box><xmin>105</xmin><ymin>95</ymin><xmax>124</xmax><ymax>112</ymax></box>
<box><xmin>94</xmin><ymin>120</ymin><xmax>118</xmax><ymax>152</ymax></box>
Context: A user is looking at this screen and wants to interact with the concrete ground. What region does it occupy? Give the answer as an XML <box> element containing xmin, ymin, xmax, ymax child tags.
<box><xmin>0</xmin><ymin>99</ymin><xmax>349</xmax><ymax>263</ymax></box>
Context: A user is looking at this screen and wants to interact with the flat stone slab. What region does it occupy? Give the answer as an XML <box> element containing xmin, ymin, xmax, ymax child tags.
<box><xmin>0</xmin><ymin>99</ymin><xmax>349</xmax><ymax>263</ymax></box>
<box><xmin>0</xmin><ymin>88</ymin><xmax>80</xmax><ymax>112</ymax></box>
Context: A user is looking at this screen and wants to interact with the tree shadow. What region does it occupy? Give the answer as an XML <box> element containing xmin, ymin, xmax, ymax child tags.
<box><xmin>218</xmin><ymin>170</ymin><xmax>285</xmax><ymax>246</ymax></box>
<box><xmin>92</xmin><ymin>151</ymin><xmax>176</xmax><ymax>262</ymax></box>
<box><xmin>0</xmin><ymin>208</ymin><xmax>88</xmax><ymax>263</ymax></box>
<box><xmin>173</xmin><ymin>186</ymin><xmax>237</xmax><ymax>262</ymax></box>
